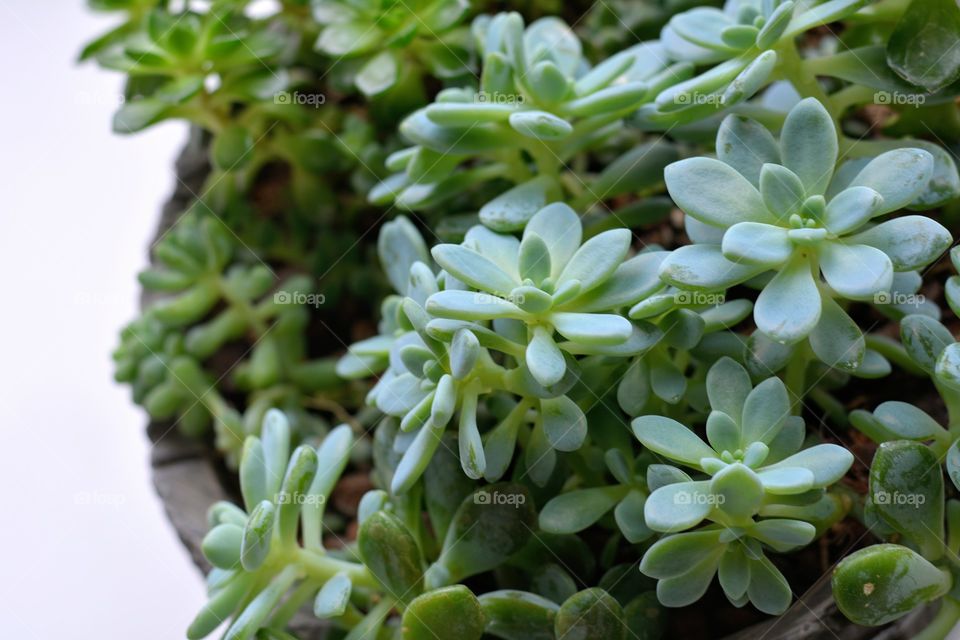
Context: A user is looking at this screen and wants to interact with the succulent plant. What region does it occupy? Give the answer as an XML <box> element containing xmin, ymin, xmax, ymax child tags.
<box><xmin>372</xmin><ymin>11</ymin><xmax>684</xmax><ymax>222</ymax></box>
<box><xmin>634</xmin><ymin>358</ymin><xmax>853</xmax><ymax>613</ymax></box>
<box><xmin>661</xmin><ymin>98</ymin><xmax>951</xmax><ymax>360</ymax></box>
<box><xmin>313</xmin><ymin>0</ymin><xmax>474</xmax><ymax>97</ymax></box>
<box><xmin>86</xmin><ymin>0</ymin><xmax>960</xmax><ymax>637</ymax></box>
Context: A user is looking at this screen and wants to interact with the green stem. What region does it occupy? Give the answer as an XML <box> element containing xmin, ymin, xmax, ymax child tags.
<box><xmin>809</xmin><ymin>387</ymin><xmax>848</xmax><ymax>427</ymax></box>
<box><xmin>777</xmin><ymin>41</ymin><xmax>834</xmax><ymax>120</ymax></box>
<box><xmin>784</xmin><ymin>344</ymin><xmax>811</xmax><ymax>415</ymax></box>
<box><xmin>293</xmin><ymin>549</ymin><xmax>378</xmax><ymax>590</ymax></box>
<box><xmin>524</xmin><ymin>141</ymin><xmax>561</xmax><ymax>179</ymax></box>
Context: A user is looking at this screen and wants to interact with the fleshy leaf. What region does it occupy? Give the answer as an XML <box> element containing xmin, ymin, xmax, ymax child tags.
<box><xmin>665</xmin><ymin>157</ymin><xmax>772</xmax><ymax>227</ymax></box>
<box><xmin>632</xmin><ymin>416</ymin><xmax>715</xmax><ymax>467</ymax></box>
<box><xmin>779</xmin><ymin>97</ymin><xmax>838</xmax><ymax>195</ymax></box>
<box><xmin>833</xmin><ymin>544</ymin><xmax>950</xmax><ymax>625</ymax></box>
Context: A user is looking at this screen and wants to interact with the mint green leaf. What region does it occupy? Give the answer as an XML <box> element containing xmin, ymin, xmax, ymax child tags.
<box><xmin>849</xmin><ymin>149</ymin><xmax>934</xmax><ymax>214</ymax></box>
<box><xmin>525</xmin><ymin>203</ymin><xmax>582</xmax><ymax>279</ymax></box>
<box><xmin>427</xmin><ymin>290</ymin><xmax>525</xmax><ymax>320</ymax></box>
<box><xmin>642</xmin><ymin>529</ymin><xmax>724</xmax><ymax>580</ymax></box>
<box><xmin>721</xmin><ymin>221</ymin><xmax>792</xmax><ymax>266</ymax></box>
<box><xmin>425</xmin><ymin>102</ymin><xmax>517</xmax><ymax>126</ymax></box>
<box><xmin>632</xmin><ymin>415</ymin><xmax>715</xmax><ymax>467</ymax></box>
<box><xmin>541</xmin><ymin>395</ymin><xmax>588</xmax><ymax>452</ymax></box>
<box><xmin>822</xmin><ymin>186</ymin><xmax>884</xmax><ymax>235</ymax></box>
<box><xmin>377</xmin><ymin>216</ymin><xmax>430</xmax><ymax>295</ymax></box>
<box><xmin>659</xmin><ymin>244</ymin><xmax>765</xmax><ymax>291</ymax></box>
<box><xmin>754</xmin><ymin>253</ymin><xmax>821</xmax><ymax>343</ymax></box>
<box><xmin>820</xmin><ymin>242</ymin><xmax>893</xmax><ymax>300</ymax></box>
<box><xmin>392</xmin><ymin>421</ymin><xmax>446</xmax><ymax>495</ymax></box>
<box><xmin>873</xmin><ymin>402</ymin><xmax>945</xmax><ymax>440</ymax></box>
<box><xmin>356</xmin><ymin>50</ymin><xmax>398</xmax><ymax>96</ymax></box>
<box><xmin>527</xmin><ymin>325</ymin><xmax>566</xmax><ymax>387</ymax></box>
<box><xmin>572</xmin><ymin>251</ymin><xmax>667</xmax><ymax>312</ymax></box>
<box><xmin>432</xmin><ymin>244</ymin><xmax>519</xmax><ymax>296</ymax></box>
<box><xmin>718</xmin><ymin>546</ymin><xmax>750</xmax><ymax>601</ymax></box>
<box><xmin>645</xmin><ymin>481</ymin><xmax>713</xmax><ymax>532</ymax></box>
<box><xmin>759</xmin><ymin>164</ymin><xmax>806</xmax><ymax>219</ymax></box>
<box><xmin>809</xmin><ymin>296</ymin><xmax>864</xmax><ymax>371</ymax></box>
<box><xmin>539</xmin><ymin>485</ymin><xmax>628</xmax><ymax>534</ymax></box>
<box><xmin>756</xmin><ymin>467</ymin><xmax>814</xmax><ymax>494</ymax></box>
<box><xmin>712</xmin><ymin>463</ymin><xmax>764</xmax><ymax>521</ymax></box>
<box><xmin>550</xmin><ymin>312</ymin><xmax>632</xmax><ymax>345</ymax></box>
<box><xmin>241</xmin><ymin>500</ymin><xmax>275</xmax><ymax>571</ymax></box>
<box><xmin>615</xmin><ymin>490</ymin><xmax>653</xmax><ymax>543</ymax></box>
<box><xmin>518</xmin><ymin>233</ymin><xmax>552</xmax><ymax>285</ymax></box>
<box><xmin>665</xmin><ymin>157</ymin><xmax>772</xmax><ymax>227</ymax></box>
<box><xmin>766</xmin><ymin>444</ymin><xmax>853</xmax><ymax>487</ymax></box>
<box><xmin>780</xmin><ymin>98</ymin><xmax>837</xmax><ymax>195</ymax></box>
<box><xmin>557</xmin><ymin>229</ymin><xmax>630</xmax><ymax>292</ymax></box>
<box><xmin>750</xmin><ymin>519</ymin><xmax>816</xmax><ymax>551</ymax></box>
<box><xmin>747</xmin><ymin>556</ymin><xmax>791</xmax><ymax>614</ymax></box>
<box><xmin>509</xmin><ymin>110</ymin><xmax>572</xmax><ymax>140</ymax></box>
<box><xmin>901</xmin><ymin>314</ymin><xmax>953</xmax><ymax>373</ymax></box>
<box><xmin>202</xmin><ymin>524</ymin><xmax>243</xmax><ymax>569</ymax></box>
<box><xmin>848</xmin><ymin>216</ymin><xmax>952</xmax><ymax>272</ymax></box>
<box><xmin>717</xmin><ymin>115</ymin><xmax>780</xmax><ymax>187</ymax></box>
<box><xmin>481</xmin><ymin>176</ymin><xmax>558</xmax><ymax>233</ymax></box>
<box><xmin>656</xmin><ymin>548</ymin><xmax>723</xmax><ymax>607</ymax></box>
<box><xmin>706</xmin><ymin>411</ymin><xmax>741</xmax><ymax>455</ymax></box>
<box><xmin>314</xmin><ymin>573</ymin><xmax>352</xmax><ymax>618</ymax></box>
<box><xmin>705</xmin><ymin>357</ymin><xmax>752</xmax><ymax>423</ymax></box>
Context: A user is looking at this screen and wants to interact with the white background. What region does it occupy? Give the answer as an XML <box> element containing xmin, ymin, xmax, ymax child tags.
<box><xmin>0</xmin><ymin>1</ymin><xmax>206</xmax><ymax>638</ymax></box>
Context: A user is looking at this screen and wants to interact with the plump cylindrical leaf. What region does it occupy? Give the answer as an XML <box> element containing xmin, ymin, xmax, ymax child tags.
<box><xmin>833</xmin><ymin>544</ymin><xmax>950</xmax><ymax>625</ymax></box>
<box><xmin>428</xmin><ymin>483</ymin><xmax>536</xmax><ymax>587</ymax></box>
<box><xmin>357</xmin><ymin>511</ymin><xmax>423</xmax><ymax>604</ymax></box>
<box><xmin>869</xmin><ymin>440</ymin><xmax>944</xmax><ymax>559</ymax></box>
<box><xmin>479</xmin><ymin>590</ymin><xmax>558</xmax><ymax>640</ymax></box>
<box><xmin>401</xmin><ymin>586</ymin><xmax>485</xmax><ymax>640</ymax></box>
<box><xmin>555</xmin><ymin>588</ymin><xmax>626</xmax><ymax>640</ymax></box>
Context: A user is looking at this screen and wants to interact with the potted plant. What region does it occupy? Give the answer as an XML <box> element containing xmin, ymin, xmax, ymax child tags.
<box><xmin>84</xmin><ymin>0</ymin><xmax>960</xmax><ymax>638</ymax></box>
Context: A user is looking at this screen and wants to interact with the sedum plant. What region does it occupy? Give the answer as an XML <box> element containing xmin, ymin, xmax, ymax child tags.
<box><xmin>635</xmin><ymin>358</ymin><xmax>853</xmax><ymax>614</ymax></box>
<box><xmin>661</xmin><ymin>97</ymin><xmax>951</xmax><ymax>359</ymax></box>
<box><xmin>89</xmin><ymin>0</ymin><xmax>960</xmax><ymax>638</ymax></box>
